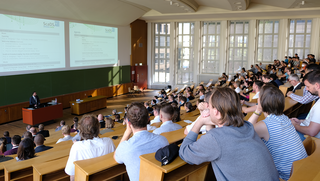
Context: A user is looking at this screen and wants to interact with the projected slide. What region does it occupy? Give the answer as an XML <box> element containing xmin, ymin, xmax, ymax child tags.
<box><xmin>0</xmin><ymin>14</ymin><xmax>65</xmax><ymax>73</ymax></box>
<box><xmin>69</xmin><ymin>22</ymin><xmax>118</xmax><ymax>67</ymax></box>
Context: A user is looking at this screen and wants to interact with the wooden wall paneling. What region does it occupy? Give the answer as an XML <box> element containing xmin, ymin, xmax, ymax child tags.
<box><xmin>0</xmin><ymin>107</ymin><xmax>9</xmax><ymax>124</ymax></box>
<box><xmin>8</xmin><ymin>103</ymin><xmax>28</xmax><ymax>121</ymax></box>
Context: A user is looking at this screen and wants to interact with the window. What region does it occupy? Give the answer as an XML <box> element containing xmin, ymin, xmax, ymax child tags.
<box><xmin>154</xmin><ymin>23</ymin><xmax>170</xmax><ymax>84</ymax></box>
<box><xmin>228</xmin><ymin>21</ymin><xmax>249</xmax><ymax>74</ymax></box>
<box><xmin>176</xmin><ymin>22</ymin><xmax>194</xmax><ymax>84</ymax></box>
<box><xmin>288</xmin><ymin>19</ymin><xmax>312</xmax><ymax>59</ymax></box>
<box><xmin>201</xmin><ymin>22</ymin><xmax>221</xmax><ymax>74</ymax></box>
<box><xmin>257</xmin><ymin>20</ymin><xmax>279</xmax><ymax>62</ymax></box>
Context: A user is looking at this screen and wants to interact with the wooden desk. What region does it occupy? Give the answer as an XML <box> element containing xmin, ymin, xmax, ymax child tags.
<box><xmin>22</xmin><ymin>103</ymin><xmax>63</xmax><ymax>125</ymax></box>
<box><xmin>279</xmin><ymin>82</ymin><xmax>293</xmax><ymax>96</ymax></box>
<box><xmin>139</xmin><ymin>152</ymin><xmax>209</xmax><ymax>181</ymax></box>
<box><xmin>290</xmin><ymin>139</ymin><xmax>320</xmax><ymax>181</ymax></box>
<box><xmin>70</xmin><ymin>96</ymin><xmax>107</xmax><ymax>115</ymax></box>
<box><xmin>33</xmin><ymin>157</ymin><xmax>69</xmax><ymax>181</ymax></box>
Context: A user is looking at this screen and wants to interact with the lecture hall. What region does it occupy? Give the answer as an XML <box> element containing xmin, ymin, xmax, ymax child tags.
<box><xmin>0</xmin><ymin>0</ymin><xmax>320</xmax><ymax>180</ymax></box>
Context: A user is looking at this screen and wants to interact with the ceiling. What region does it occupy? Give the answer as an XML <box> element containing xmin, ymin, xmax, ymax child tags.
<box><xmin>0</xmin><ymin>0</ymin><xmax>319</xmax><ymax>26</ymax></box>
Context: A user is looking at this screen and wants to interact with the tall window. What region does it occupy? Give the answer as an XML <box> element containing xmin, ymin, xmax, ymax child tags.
<box><xmin>288</xmin><ymin>19</ymin><xmax>312</xmax><ymax>58</ymax></box>
<box><xmin>201</xmin><ymin>22</ymin><xmax>221</xmax><ymax>74</ymax></box>
<box><xmin>154</xmin><ymin>23</ymin><xmax>170</xmax><ymax>84</ymax></box>
<box><xmin>177</xmin><ymin>22</ymin><xmax>194</xmax><ymax>84</ymax></box>
<box><xmin>228</xmin><ymin>21</ymin><xmax>249</xmax><ymax>74</ymax></box>
<box><xmin>257</xmin><ymin>20</ymin><xmax>279</xmax><ymax>62</ymax></box>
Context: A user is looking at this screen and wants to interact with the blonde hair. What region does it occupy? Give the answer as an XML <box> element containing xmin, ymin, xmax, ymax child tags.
<box><xmin>61</xmin><ymin>125</ymin><xmax>71</xmax><ymax>135</ymax></box>
<box><xmin>105</xmin><ymin>117</ymin><xmax>114</xmax><ymax>129</ymax></box>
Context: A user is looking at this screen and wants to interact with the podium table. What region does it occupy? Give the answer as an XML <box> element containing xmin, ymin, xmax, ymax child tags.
<box><xmin>70</xmin><ymin>96</ymin><xmax>107</xmax><ymax>115</ymax></box>
<box><xmin>22</xmin><ymin>103</ymin><xmax>63</xmax><ymax>125</ymax></box>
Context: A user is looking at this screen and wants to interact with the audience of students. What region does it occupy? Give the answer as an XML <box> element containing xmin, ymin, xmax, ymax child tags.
<box><xmin>179</xmin><ymin>87</ymin><xmax>279</xmax><ymax>180</ymax></box>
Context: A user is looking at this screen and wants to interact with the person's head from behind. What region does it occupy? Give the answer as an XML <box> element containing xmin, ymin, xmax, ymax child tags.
<box><xmin>172</xmin><ymin>107</ymin><xmax>181</xmax><ymax>123</ymax></box>
<box><xmin>23</xmin><ymin>131</ymin><xmax>32</xmax><ymax>140</ymax></box>
<box><xmin>184</xmin><ymin>102</ymin><xmax>193</xmax><ymax>112</ymax></box>
<box><xmin>303</xmin><ymin>70</ymin><xmax>320</xmax><ymax>96</ymax></box>
<box><xmin>160</xmin><ymin>104</ymin><xmax>174</xmax><ymax>122</ymax></box>
<box><xmin>29</xmin><ymin>127</ymin><xmax>37</xmax><ymax>135</ymax></box>
<box><xmin>73</xmin><ymin>116</ymin><xmax>79</xmax><ymax>123</ymax></box>
<box><xmin>153</xmin><ymin>105</ymin><xmax>160</xmax><ymax>117</ymax></box>
<box><xmin>209</xmin><ymin>87</ymin><xmax>244</xmax><ymax>127</ymax></box>
<box><xmin>112</xmin><ymin>109</ymin><xmax>117</xmax><ymax>115</ymax></box>
<box><xmin>114</xmin><ymin>114</ymin><xmax>120</xmax><ymax>121</ymax></box>
<box><xmin>0</xmin><ymin>137</ymin><xmax>7</xmax><ymax>153</ymax></box>
<box><xmin>98</xmin><ymin>114</ymin><xmax>104</xmax><ymax>121</ymax></box>
<box><xmin>60</xmin><ymin>120</ymin><xmax>65</xmax><ymax>126</ymax></box>
<box><xmin>26</xmin><ymin>125</ymin><xmax>31</xmax><ymax>131</ymax></box>
<box><xmin>306</xmin><ymin>64</ymin><xmax>320</xmax><ymax>74</ymax></box>
<box><xmin>17</xmin><ymin>138</ymin><xmax>35</xmax><ymax>160</ymax></box>
<box><xmin>3</xmin><ymin>131</ymin><xmax>9</xmax><ymax>137</ymax></box>
<box><xmin>34</xmin><ymin>134</ymin><xmax>45</xmax><ymax>147</ymax></box>
<box><xmin>269</xmin><ymin>74</ymin><xmax>278</xmax><ymax>81</ymax></box>
<box><xmin>105</xmin><ymin>118</ymin><xmax>114</xmax><ymax>129</ymax></box>
<box><xmin>12</xmin><ymin>135</ymin><xmax>21</xmax><ymax>147</ymax></box>
<box><xmin>253</xmin><ymin>81</ymin><xmax>264</xmax><ymax>92</ymax></box>
<box><xmin>79</xmin><ymin>115</ymin><xmax>100</xmax><ymax>140</ymax></box>
<box><xmin>259</xmin><ymin>85</ymin><xmax>284</xmax><ymax>116</ymax></box>
<box><xmin>38</xmin><ymin>124</ymin><xmax>44</xmax><ymax>131</ymax></box>
<box><xmin>61</xmin><ymin>125</ymin><xmax>71</xmax><ymax>136</ymax></box>
<box><xmin>126</xmin><ymin>102</ymin><xmax>149</xmax><ymax>129</ymax></box>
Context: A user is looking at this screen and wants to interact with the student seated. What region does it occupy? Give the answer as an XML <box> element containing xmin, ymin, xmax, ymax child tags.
<box><xmin>178</xmin><ymin>96</ymin><xmax>187</xmax><ymax>108</ymax></box>
<box><xmin>114</xmin><ymin>114</ymin><xmax>122</xmax><ymax>123</ymax></box>
<box><xmin>3</xmin><ymin>131</ymin><xmax>11</xmax><ymax>144</ymax></box>
<box><xmin>150</xmin><ymin>105</ymin><xmax>161</xmax><ymax>125</ymax></box>
<box><xmin>56</xmin><ymin>125</ymin><xmax>73</xmax><ymax>144</ymax></box>
<box><xmin>65</xmin><ymin>115</ymin><xmax>115</xmax><ymax>181</ymax></box>
<box><xmin>199</xmin><ymin>89</ymin><xmax>205</xmax><ymax>100</ymax></box>
<box><xmin>0</xmin><ymin>137</ymin><xmax>7</xmax><ymax>155</ymax></box>
<box><xmin>248</xmin><ymin>85</ymin><xmax>307</xmax><ymax>180</ymax></box>
<box><xmin>172</xmin><ymin>106</ymin><xmax>181</xmax><ymax>123</ymax></box>
<box><xmin>184</xmin><ymin>102</ymin><xmax>194</xmax><ymax>113</ymax></box>
<box><xmin>186</xmin><ymin>91</ymin><xmax>195</xmax><ymax>101</ymax></box>
<box><xmin>144</xmin><ymin>102</ymin><xmax>153</xmax><ymax>114</ymax></box>
<box><xmin>71</xmin><ymin>117</ymin><xmax>78</xmax><ymax>129</ymax></box>
<box><xmin>179</xmin><ymin>87</ymin><xmax>279</xmax><ymax>180</ymax></box>
<box><xmin>114</xmin><ymin>102</ymin><xmax>169</xmax><ymax>181</ymax></box>
<box><xmin>16</xmin><ymin>138</ymin><xmax>35</xmax><ymax>161</ymax></box>
<box><xmin>36</xmin><ymin>124</ymin><xmax>50</xmax><ymax>137</ymax></box>
<box><xmin>34</xmin><ymin>134</ymin><xmax>53</xmax><ymax>153</ymax></box>
<box><xmin>100</xmin><ymin>118</ymin><xmax>115</xmax><ymax>135</ymax></box>
<box><xmin>4</xmin><ymin>135</ymin><xmax>21</xmax><ymax>156</ymax></box>
<box><xmin>153</xmin><ymin>104</ymin><xmax>182</xmax><ymax>135</ymax></box>
<box><xmin>97</xmin><ymin>114</ymin><xmax>105</xmax><ymax>128</ymax></box>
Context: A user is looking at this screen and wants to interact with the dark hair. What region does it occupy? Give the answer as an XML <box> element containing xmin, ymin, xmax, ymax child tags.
<box><xmin>269</xmin><ymin>74</ymin><xmax>278</xmax><ymax>81</ymax></box>
<box><xmin>79</xmin><ymin>115</ymin><xmax>100</xmax><ymax>140</ymax></box>
<box><xmin>3</xmin><ymin>131</ymin><xmax>9</xmax><ymax>137</ymax></box>
<box><xmin>23</xmin><ymin>131</ymin><xmax>32</xmax><ymax>140</ymax></box>
<box><xmin>172</xmin><ymin>107</ymin><xmax>181</xmax><ymax>123</ymax></box>
<box><xmin>114</xmin><ymin>114</ymin><xmax>120</xmax><ymax>120</ymax></box>
<box><xmin>179</xmin><ymin>96</ymin><xmax>187</xmax><ymax>103</ymax></box>
<box><xmin>259</xmin><ymin>85</ymin><xmax>284</xmax><ymax>115</ymax></box>
<box><xmin>0</xmin><ymin>137</ymin><xmax>7</xmax><ymax>153</ymax></box>
<box><xmin>204</xmin><ymin>91</ymin><xmax>214</xmax><ymax>103</ymax></box>
<box><xmin>303</xmin><ymin>70</ymin><xmax>320</xmax><ymax>85</ymax></box>
<box><xmin>17</xmin><ymin>138</ymin><xmax>35</xmax><ymax>161</ymax></box>
<box><xmin>127</xmin><ymin>102</ymin><xmax>149</xmax><ymax>129</ymax></box>
<box><xmin>160</xmin><ymin>103</ymin><xmax>174</xmax><ymax>120</ymax></box>
<box><xmin>210</xmin><ymin>87</ymin><xmax>244</xmax><ymax>127</ymax></box>
<box><xmin>60</xmin><ymin>120</ymin><xmax>65</xmax><ymax>126</ymax></box>
<box><xmin>34</xmin><ymin>134</ymin><xmax>45</xmax><ymax>146</ymax></box>
<box><xmin>185</xmin><ymin>102</ymin><xmax>193</xmax><ymax>112</ymax></box>
<box><xmin>32</xmin><ymin>91</ymin><xmax>36</xmax><ymax>95</ymax></box>
<box><xmin>254</xmin><ymin>81</ymin><xmax>264</xmax><ymax>90</ymax></box>
<box><xmin>12</xmin><ymin>135</ymin><xmax>21</xmax><ymax>145</ymax></box>
<box><xmin>306</xmin><ymin>64</ymin><xmax>320</xmax><ymax>72</ymax></box>
<box><xmin>153</xmin><ymin>105</ymin><xmax>161</xmax><ymax>114</ymax></box>
<box><xmin>262</xmin><ymin>74</ymin><xmax>270</xmax><ymax>80</ymax></box>
<box><xmin>73</xmin><ymin>117</ymin><xmax>79</xmax><ymax>122</ymax></box>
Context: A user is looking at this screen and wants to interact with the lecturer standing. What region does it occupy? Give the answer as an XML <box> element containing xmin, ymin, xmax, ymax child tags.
<box><xmin>29</xmin><ymin>91</ymin><xmax>40</xmax><ymax>107</ymax></box>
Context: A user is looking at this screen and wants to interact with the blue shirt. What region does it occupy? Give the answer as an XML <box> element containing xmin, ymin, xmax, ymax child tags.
<box><xmin>114</xmin><ymin>130</ymin><xmax>169</xmax><ymax>181</ymax></box>
<box><xmin>262</xmin><ymin>114</ymin><xmax>307</xmax><ymax>180</ymax></box>
<box><xmin>153</xmin><ymin>121</ymin><xmax>182</xmax><ymax>135</ymax></box>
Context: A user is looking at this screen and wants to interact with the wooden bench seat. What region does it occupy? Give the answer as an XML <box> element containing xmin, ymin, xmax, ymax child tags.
<box><xmin>289</xmin><ymin>138</ymin><xmax>320</xmax><ymax>181</ymax></box>
<box><xmin>33</xmin><ymin>157</ymin><xmax>69</xmax><ymax>181</ymax></box>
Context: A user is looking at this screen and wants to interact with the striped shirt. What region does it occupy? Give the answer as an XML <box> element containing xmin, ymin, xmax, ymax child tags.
<box><xmin>262</xmin><ymin>114</ymin><xmax>307</xmax><ymax>181</ymax></box>
<box><xmin>289</xmin><ymin>86</ymin><xmax>318</xmax><ymax>104</ymax></box>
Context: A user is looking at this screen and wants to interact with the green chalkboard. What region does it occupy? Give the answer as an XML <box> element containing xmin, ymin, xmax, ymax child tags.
<box><xmin>0</xmin><ymin>65</ymin><xmax>131</xmax><ymax>107</ymax></box>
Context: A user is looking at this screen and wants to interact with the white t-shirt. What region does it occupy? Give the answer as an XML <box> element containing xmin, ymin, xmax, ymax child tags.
<box><xmin>150</xmin><ymin>116</ymin><xmax>161</xmax><ymax>125</ymax></box>
<box><xmin>185</xmin><ymin>116</ymin><xmax>207</xmax><ymax>133</ymax></box>
<box><xmin>301</xmin><ymin>100</ymin><xmax>320</xmax><ymax>138</ymax></box>
<box><xmin>65</xmin><ymin>137</ymin><xmax>115</xmax><ymax>175</ymax></box>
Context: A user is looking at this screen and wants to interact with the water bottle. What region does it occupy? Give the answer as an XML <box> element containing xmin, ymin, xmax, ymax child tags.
<box><xmin>55</xmin><ymin>98</ymin><xmax>57</xmax><ymax>104</ymax></box>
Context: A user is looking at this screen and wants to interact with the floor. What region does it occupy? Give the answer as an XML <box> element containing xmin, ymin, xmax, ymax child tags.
<box><xmin>0</xmin><ymin>89</ymin><xmax>159</xmax><ymax>137</ymax></box>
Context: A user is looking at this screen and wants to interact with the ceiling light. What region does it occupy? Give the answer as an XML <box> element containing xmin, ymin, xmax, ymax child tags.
<box><xmin>301</xmin><ymin>1</ymin><xmax>305</xmax><ymax>5</ymax></box>
<box><xmin>235</xmin><ymin>2</ymin><xmax>242</xmax><ymax>5</ymax></box>
<box><xmin>170</xmin><ymin>1</ymin><xmax>172</xmax><ymax>5</ymax></box>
